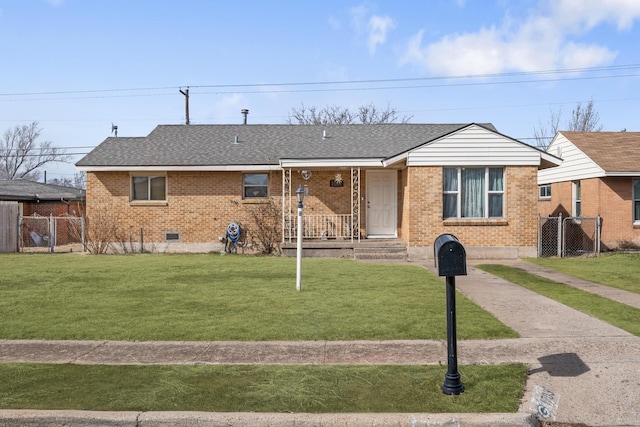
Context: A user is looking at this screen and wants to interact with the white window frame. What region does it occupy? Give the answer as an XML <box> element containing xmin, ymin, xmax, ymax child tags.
<box><xmin>130</xmin><ymin>174</ymin><xmax>167</xmax><ymax>202</ymax></box>
<box><xmin>442</xmin><ymin>167</ymin><xmax>505</xmax><ymax>219</ymax></box>
<box><xmin>243</xmin><ymin>172</ymin><xmax>269</xmax><ymax>199</ymax></box>
<box><xmin>572</xmin><ymin>181</ymin><xmax>581</xmax><ymax>217</ymax></box>
<box><xmin>539</xmin><ymin>184</ymin><xmax>551</xmax><ymax>199</ymax></box>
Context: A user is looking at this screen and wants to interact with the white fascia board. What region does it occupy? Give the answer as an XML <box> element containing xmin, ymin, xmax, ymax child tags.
<box><xmin>382</xmin><ymin>152</ymin><xmax>408</xmax><ymax>167</ymax></box>
<box><xmin>279</xmin><ymin>158</ymin><xmax>384</xmax><ymax>168</ymax></box>
<box><xmin>539</xmin><ymin>151</ymin><xmax>563</xmax><ymax>169</ymax></box>
<box><xmin>606</xmin><ymin>172</ymin><xmax>640</xmax><ymax>177</ymax></box>
<box><xmin>76</xmin><ymin>165</ymin><xmax>282</xmax><ymax>172</ymax></box>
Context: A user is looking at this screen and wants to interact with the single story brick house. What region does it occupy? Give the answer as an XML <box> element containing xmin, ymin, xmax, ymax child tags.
<box><xmin>538</xmin><ymin>131</ymin><xmax>640</xmax><ymax>249</ymax></box>
<box><xmin>76</xmin><ymin>123</ymin><xmax>560</xmax><ymax>259</ymax></box>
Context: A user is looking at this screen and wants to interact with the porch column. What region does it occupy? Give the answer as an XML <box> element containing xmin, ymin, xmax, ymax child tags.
<box><xmin>282</xmin><ymin>168</ymin><xmax>292</xmax><ymax>243</ymax></box>
<box><xmin>351</xmin><ymin>167</ymin><xmax>361</xmax><ymax>242</ymax></box>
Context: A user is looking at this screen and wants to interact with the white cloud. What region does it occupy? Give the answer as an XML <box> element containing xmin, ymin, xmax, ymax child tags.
<box><xmin>401</xmin><ymin>0</ymin><xmax>640</xmax><ymax>76</ymax></box>
<box><xmin>349</xmin><ymin>5</ymin><xmax>395</xmax><ymax>55</ymax></box>
<box><xmin>367</xmin><ymin>15</ymin><xmax>395</xmax><ymax>54</ymax></box>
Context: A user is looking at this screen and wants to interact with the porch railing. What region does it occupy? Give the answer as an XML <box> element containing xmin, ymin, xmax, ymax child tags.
<box><xmin>286</xmin><ymin>214</ymin><xmax>354</xmax><ymax>241</ymax></box>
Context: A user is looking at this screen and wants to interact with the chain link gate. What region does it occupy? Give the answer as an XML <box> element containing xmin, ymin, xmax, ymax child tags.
<box><xmin>538</xmin><ymin>214</ymin><xmax>601</xmax><ymax>257</ymax></box>
<box><xmin>19</xmin><ymin>215</ymin><xmax>85</xmax><ymax>252</ymax></box>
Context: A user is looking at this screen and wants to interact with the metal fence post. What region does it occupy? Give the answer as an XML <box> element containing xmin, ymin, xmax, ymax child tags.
<box><xmin>557</xmin><ymin>213</ymin><xmax>563</xmax><ymax>258</ymax></box>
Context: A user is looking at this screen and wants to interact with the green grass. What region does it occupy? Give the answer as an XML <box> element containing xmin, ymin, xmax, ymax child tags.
<box><xmin>0</xmin><ymin>254</ymin><xmax>517</xmax><ymax>340</ymax></box>
<box><xmin>527</xmin><ymin>253</ymin><xmax>640</xmax><ymax>295</ymax></box>
<box><xmin>477</xmin><ymin>264</ymin><xmax>640</xmax><ymax>337</ymax></box>
<box><xmin>0</xmin><ymin>363</ymin><xmax>527</xmax><ymax>413</ymax></box>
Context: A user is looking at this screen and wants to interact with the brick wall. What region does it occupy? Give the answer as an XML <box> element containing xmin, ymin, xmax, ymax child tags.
<box><xmin>88</xmin><ymin>166</ymin><xmax>540</xmax><ymax>252</ymax></box>
<box><xmin>87</xmin><ymin>171</ymin><xmax>285</xmax><ymax>245</ymax></box>
<box><xmin>403</xmin><ymin>166</ymin><xmax>538</xmax><ymax>249</ymax></box>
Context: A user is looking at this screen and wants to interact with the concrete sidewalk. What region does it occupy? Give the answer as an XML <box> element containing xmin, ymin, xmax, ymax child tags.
<box><xmin>0</xmin><ymin>260</ymin><xmax>639</xmax><ymax>426</ymax></box>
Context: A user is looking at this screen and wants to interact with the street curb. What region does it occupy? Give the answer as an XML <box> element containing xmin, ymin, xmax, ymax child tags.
<box><xmin>0</xmin><ymin>410</ymin><xmax>542</xmax><ymax>427</ymax></box>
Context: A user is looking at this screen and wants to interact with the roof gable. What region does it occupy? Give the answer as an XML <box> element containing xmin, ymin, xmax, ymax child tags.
<box><xmin>405</xmin><ymin>124</ymin><xmax>556</xmax><ymax>167</ymax></box>
<box><xmin>558</xmin><ymin>131</ymin><xmax>640</xmax><ymax>174</ymax></box>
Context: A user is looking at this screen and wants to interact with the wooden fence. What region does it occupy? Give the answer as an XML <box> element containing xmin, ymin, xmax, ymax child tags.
<box><xmin>0</xmin><ymin>202</ymin><xmax>19</xmax><ymax>253</ymax></box>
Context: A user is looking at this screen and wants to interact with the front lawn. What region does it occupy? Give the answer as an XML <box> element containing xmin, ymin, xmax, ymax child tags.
<box><xmin>0</xmin><ymin>254</ymin><xmax>517</xmax><ymax>341</ymax></box>
<box><xmin>527</xmin><ymin>253</ymin><xmax>640</xmax><ymax>295</ymax></box>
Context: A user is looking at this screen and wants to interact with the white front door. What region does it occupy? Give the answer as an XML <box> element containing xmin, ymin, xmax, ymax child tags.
<box><xmin>366</xmin><ymin>170</ymin><xmax>397</xmax><ymax>237</ymax></box>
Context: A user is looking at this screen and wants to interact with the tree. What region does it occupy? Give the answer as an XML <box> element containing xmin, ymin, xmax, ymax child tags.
<box><xmin>286</xmin><ymin>102</ymin><xmax>412</xmax><ymax>125</ymax></box>
<box><xmin>0</xmin><ymin>122</ymin><xmax>69</xmax><ymax>181</ymax></box>
<box><xmin>533</xmin><ymin>100</ymin><xmax>603</xmax><ymax>149</ymax></box>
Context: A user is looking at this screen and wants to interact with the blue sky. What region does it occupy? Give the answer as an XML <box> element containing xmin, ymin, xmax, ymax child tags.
<box><xmin>1</xmin><ymin>0</ymin><xmax>640</xmax><ymax>181</ymax></box>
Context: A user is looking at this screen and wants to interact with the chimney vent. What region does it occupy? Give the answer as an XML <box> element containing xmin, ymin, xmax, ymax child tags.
<box><xmin>241</xmin><ymin>109</ymin><xmax>249</xmax><ymax>124</ymax></box>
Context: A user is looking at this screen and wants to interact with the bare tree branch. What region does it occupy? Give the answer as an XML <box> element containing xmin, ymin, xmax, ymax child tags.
<box><xmin>286</xmin><ymin>103</ymin><xmax>412</xmax><ymax>125</ymax></box>
<box><xmin>533</xmin><ymin>100</ymin><xmax>603</xmax><ymax>149</ymax></box>
<box><xmin>0</xmin><ymin>122</ymin><xmax>69</xmax><ymax>180</ymax></box>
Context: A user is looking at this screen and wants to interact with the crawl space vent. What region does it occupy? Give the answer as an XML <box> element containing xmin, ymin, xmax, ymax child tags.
<box><xmin>165</xmin><ymin>232</ymin><xmax>180</xmax><ymax>241</ymax></box>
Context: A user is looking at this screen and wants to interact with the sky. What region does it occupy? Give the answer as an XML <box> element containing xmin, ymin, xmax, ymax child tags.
<box><xmin>1</xmin><ymin>0</ymin><xmax>640</xmax><ymax>182</ymax></box>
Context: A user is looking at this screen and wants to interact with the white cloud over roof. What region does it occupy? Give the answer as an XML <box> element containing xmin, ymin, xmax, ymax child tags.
<box><xmin>401</xmin><ymin>0</ymin><xmax>640</xmax><ymax>76</ymax></box>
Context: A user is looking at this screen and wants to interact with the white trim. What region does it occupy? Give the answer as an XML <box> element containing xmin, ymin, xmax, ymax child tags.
<box><xmin>77</xmin><ymin>165</ymin><xmax>282</xmax><ymax>172</ymax></box>
<box><xmin>279</xmin><ymin>158</ymin><xmax>384</xmax><ymax>168</ymax></box>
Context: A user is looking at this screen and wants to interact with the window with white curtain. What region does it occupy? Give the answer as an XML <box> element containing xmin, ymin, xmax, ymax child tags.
<box><xmin>442</xmin><ymin>167</ymin><xmax>504</xmax><ymax>218</ymax></box>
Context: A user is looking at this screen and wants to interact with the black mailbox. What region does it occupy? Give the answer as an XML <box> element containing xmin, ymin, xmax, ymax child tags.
<box><xmin>434</xmin><ymin>234</ymin><xmax>467</xmax><ymax>277</ymax></box>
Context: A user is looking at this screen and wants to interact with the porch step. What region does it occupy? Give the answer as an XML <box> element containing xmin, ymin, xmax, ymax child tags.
<box><xmin>353</xmin><ymin>245</ymin><xmax>407</xmax><ymax>261</ymax></box>
<box><xmin>281</xmin><ymin>239</ymin><xmax>407</xmax><ymax>261</ymax></box>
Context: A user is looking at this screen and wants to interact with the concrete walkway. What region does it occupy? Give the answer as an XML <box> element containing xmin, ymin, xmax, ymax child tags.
<box><xmin>0</xmin><ymin>260</ymin><xmax>639</xmax><ymax>426</ymax></box>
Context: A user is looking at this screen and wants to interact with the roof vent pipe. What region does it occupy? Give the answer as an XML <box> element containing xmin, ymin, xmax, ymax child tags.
<box><xmin>234</xmin><ymin>135</ymin><xmax>239</xmax><ymax>144</ymax></box>
<box><xmin>241</xmin><ymin>109</ymin><xmax>249</xmax><ymax>124</ymax></box>
<box><xmin>322</xmin><ymin>130</ymin><xmax>328</xmax><ymax>140</ymax></box>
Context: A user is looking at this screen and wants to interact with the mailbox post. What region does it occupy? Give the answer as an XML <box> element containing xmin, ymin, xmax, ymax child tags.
<box><xmin>433</xmin><ymin>233</ymin><xmax>467</xmax><ymax>395</ymax></box>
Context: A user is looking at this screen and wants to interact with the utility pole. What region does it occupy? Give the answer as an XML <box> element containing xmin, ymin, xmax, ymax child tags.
<box><xmin>179</xmin><ymin>87</ymin><xmax>190</xmax><ymax>125</ymax></box>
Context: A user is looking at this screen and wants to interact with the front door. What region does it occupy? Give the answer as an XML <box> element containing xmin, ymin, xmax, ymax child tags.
<box><xmin>366</xmin><ymin>170</ymin><xmax>397</xmax><ymax>237</ymax></box>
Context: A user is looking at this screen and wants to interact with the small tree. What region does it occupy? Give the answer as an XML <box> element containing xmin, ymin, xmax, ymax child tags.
<box><xmin>0</xmin><ymin>122</ymin><xmax>69</xmax><ymax>181</ymax></box>
<box><xmin>286</xmin><ymin>102</ymin><xmax>412</xmax><ymax>125</ymax></box>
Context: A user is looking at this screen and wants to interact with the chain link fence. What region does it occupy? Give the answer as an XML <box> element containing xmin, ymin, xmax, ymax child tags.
<box><xmin>538</xmin><ymin>214</ymin><xmax>601</xmax><ymax>257</ymax></box>
<box><xmin>19</xmin><ymin>215</ymin><xmax>84</xmax><ymax>252</ymax></box>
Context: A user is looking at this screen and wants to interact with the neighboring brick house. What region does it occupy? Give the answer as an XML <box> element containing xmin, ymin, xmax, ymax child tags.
<box><xmin>0</xmin><ymin>179</ymin><xmax>85</xmax><ymax>216</ymax></box>
<box><xmin>538</xmin><ymin>131</ymin><xmax>640</xmax><ymax>250</ymax></box>
<box><xmin>0</xmin><ymin>179</ymin><xmax>85</xmax><ymax>249</ymax></box>
<box><xmin>76</xmin><ymin>123</ymin><xmax>560</xmax><ymax>259</ymax></box>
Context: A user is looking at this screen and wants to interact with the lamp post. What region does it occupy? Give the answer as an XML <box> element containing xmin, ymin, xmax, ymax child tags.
<box><xmin>296</xmin><ymin>185</ymin><xmax>305</xmax><ymax>291</ymax></box>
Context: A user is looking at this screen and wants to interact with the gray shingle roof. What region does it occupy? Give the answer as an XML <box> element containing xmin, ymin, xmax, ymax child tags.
<box><xmin>0</xmin><ymin>179</ymin><xmax>85</xmax><ymax>201</ymax></box>
<box><xmin>76</xmin><ymin>123</ymin><xmax>497</xmax><ymax>167</ymax></box>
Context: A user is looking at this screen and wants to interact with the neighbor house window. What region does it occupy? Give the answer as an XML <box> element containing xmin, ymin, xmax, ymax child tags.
<box><xmin>443</xmin><ymin>167</ymin><xmax>504</xmax><ymax>218</ymax></box>
<box><xmin>634</xmin><ymin>180</ymin><xmax>640</xmax><ymax>223</ymax></box>
<box><xmin>572</xmin><ymin>181</ymin><xmax>581</xmax><ymax>217</ymax></box>
<box><xmin>243</xmin><ymin>173</ymin><xmax>268</xmax><ymax>199</ymax></box>
<box><xmin>539</xmin><ymin>184</ymin><xmax>551</xmax><ymax>199</ymax></box>
<box><xmin>132</xmin><ymin>175</ymin><xmax>166</xmax><ymax>201</ymax></box>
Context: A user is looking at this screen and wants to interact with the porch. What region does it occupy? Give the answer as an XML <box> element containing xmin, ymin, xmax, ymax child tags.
<box><xmin>281</xmin><ymin>238</ymin><xmax>407</xmax><ymax>261</ymax></box>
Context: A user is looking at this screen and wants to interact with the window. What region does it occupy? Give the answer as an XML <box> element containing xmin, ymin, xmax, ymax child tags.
<box><xmin>539</xmin><ymin>184</ymin><xmax>551</xmax><ymax>199</ymax></box>
<box><xmin>572</xmin><ymin>181</ymin><xmax>581</xmax><ymax>217</ymax></box>
<box><xmin>132</xmin><ymin>175</ymin><xmax>166</xmax><ymax>201</ymax></box>
<box><xmin>442</xmin><ymin>167</ymin><xmax>504</xmax><ymax>218</ymax></box>
<box><xmin>634</xmin><ymin>180</ymin><xmax>640</xmax><ymax>223</ymax></box>
<box><xmin>243</xmin><ymin>173</ymin><xmax>268</xmax><ymax>199</ymax></box>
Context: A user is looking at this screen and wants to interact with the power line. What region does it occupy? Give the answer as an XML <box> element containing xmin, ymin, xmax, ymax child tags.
<box><xmin>1</xmin><ymin>64</ymin><xmax>639</xmax><ymax>100</ymax></box>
